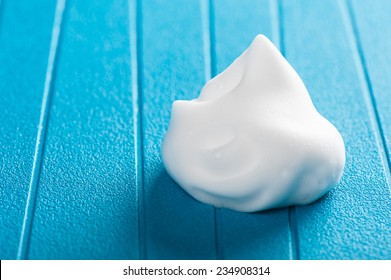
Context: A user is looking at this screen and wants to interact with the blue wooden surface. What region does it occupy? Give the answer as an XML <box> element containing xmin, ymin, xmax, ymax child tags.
<box><xmin>282</xmin><ymin>0</ymin><xmax>391</xmax><ymax>259</ymax></box>
<box><xmin>0</xmin><ymin>0</ymin><xmax>390</xmax><ymax>260</ymax></box>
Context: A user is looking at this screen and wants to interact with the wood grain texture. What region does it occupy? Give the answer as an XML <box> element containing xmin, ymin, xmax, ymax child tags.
<box><xmin>0</xmin><ymin>0</ymin><xmax>390</xmax><ymax>259</ymax></box>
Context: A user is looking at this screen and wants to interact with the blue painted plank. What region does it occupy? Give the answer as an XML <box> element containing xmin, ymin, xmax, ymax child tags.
<box><xmin>27</xmin><ymin>0</ymin><xmax>139</xmax><ymax>259</ymax></box>
<box><xmin>212</xmin><ymin>0</ymin><xmax>292</xmax><ymax>259</ymax></box>
<box><xmin>0</xmin><ymin>0</ymin><xmax>57</xmax><ymax>259</ymax></box>
<box><xmin>350</xmin><ymin>0</ymin><xmax>391</xmax><ymax>175</ymax></box>
<box><xmin>140</xmin><ymin>0</ymin><xmax>216</xmax><ymax>259</ymax></box>
<box><xmin>281</xmin><ymin>0</ymin><xmax>391</xmax><ymax>259</ymax></box>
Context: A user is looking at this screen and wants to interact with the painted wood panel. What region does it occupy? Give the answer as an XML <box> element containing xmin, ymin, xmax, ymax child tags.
<box><xmin>27</xmin><ymin>0</ymin><xmax>139</xmax><ymax>259</ymax></box>
<box><xmin>0</xmin><ymin>0</ymin><xmax>57</xmax><ymax>259</ymax></box>
<box><xmin>281</xmin><ymin>0</ymin><xmax>391</xmax><ymax>259</ymax></box>
<box><xmin>0</xmin><ymin>0</ymin><xmax>389</xmax><ymax>259</ymax></box>
<box><xmin>139</xmin><ymin>0</ymin><xmax>217</xmax><ymax>260</ymax></box>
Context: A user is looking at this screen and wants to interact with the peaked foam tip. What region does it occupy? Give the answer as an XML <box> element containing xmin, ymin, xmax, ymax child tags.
<box><xmin>249</xmin><ymin>34</ymin><xmax>280</xmax><ymax>56</ymax></box>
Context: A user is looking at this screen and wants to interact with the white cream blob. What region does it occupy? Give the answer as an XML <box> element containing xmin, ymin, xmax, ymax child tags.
<box><xmin>162</xmin><ymin>34</ymin><xmax>345</xmax><ymax>212</ymax></box>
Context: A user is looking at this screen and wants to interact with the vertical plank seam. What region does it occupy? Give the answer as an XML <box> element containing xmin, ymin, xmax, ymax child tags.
<box><xmin>201</xmin><ymin>0</ymin><xmax>223</xmax><ymax>260</ymax></box>
<box><xmin>128</xmin><ymin>0</ymin><xmax>146</xmax><ymax>259</ymax></box>
<box><xmin>273</xmin><ymin>0</ymin><xmax>300</xmax><ymax>260</ymax></box>
<box><xmin>17</xmin><ymin>0</ymin><xmax>67</xmax><ymax>260</ymax></box>
<box><xmin>340</xmin><ymin>0</ymin><xmax>391</xmax><ymax>188</ymax></box>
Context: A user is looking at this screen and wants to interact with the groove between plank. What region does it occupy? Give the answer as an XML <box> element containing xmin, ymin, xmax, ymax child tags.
<box><xmin>128</xmin><ymin>0</ymin><xmax>146</xmax><ymax>259</ymax></box>
<box><xmin>274</xmin><ymin>0</ymin><xmax>299</xmax><ymax>260</ymax></box>
<box><xmin>17</xmin><ymin>0</ymin><xmax>67</xmax><ymax>260</ymax></box>
<box><xmin>201</xmin><ymin>0</ymin><xmax>223</xmax><ymax>260</ymax></box>
<box><xmin>339</xmin><ymin>0</ymin><xmax>391</xmax><ymax>189</ymax></box>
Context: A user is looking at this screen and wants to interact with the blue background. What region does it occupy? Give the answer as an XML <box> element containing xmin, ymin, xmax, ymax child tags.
<box><xmin>0</xmin><ymin>0</ymin><xmax>390</xmax><ymax>259</ymax></box>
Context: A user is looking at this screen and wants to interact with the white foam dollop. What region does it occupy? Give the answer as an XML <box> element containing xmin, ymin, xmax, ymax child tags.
<box><xmin>161</xmin><ymin>35</ymin><xmax>345</xmax><ymax>212</ymax></box>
